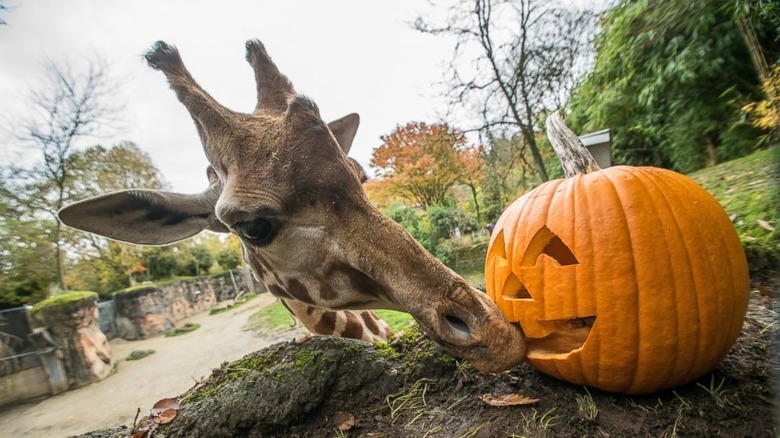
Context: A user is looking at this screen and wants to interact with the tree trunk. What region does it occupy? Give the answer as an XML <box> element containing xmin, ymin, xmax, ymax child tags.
<box><xmin>467</xmin><ymin>183</ymin><xmax>481</xmax><ymax>222</ymax></box>
<box><xmin>55</xmin><ymin>220</ymin><xmax>67</xmax><ymax>290</ymax></box>
<box><xmin>736</xmin><ymin>13</ymin><xmax>779</xmax><ymax>114</ymax></box>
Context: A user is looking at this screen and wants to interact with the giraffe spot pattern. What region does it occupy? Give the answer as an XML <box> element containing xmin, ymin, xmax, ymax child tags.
<box><xmin>286</xmin><ymin>278</ymin><xmax>314</xmax><ymax>304</ymax></box>
<box><xmin>362</xmin><ymin>311</ymin><xmax>381</xmax><ymax>336</ymax></box>
<box><xmin>268</xmin><ymin>284</ymin><xmax>292</xmax><ymax>300</ymax></box>
<box><xmin>314</xmin><ymin>311</ymin><xmax>337</xmax><ymax>335</ymax></box>
<box><xmin>342</xmin><ymin>311</ymin><xmax>364</xmax><ymax>340</ymax></box>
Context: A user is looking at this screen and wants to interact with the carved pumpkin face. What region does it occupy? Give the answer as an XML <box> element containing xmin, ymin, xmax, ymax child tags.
<box><xmin>486</xmin><ymin>166</ymin><xmax>749</xmax><ymax>394</ymax></box>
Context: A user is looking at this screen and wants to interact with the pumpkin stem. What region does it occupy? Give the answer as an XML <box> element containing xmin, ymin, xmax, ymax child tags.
<box><xmin>546</xmin><ymin>110</ymin><xmax>601</xmax><ymax>177</ymax></box>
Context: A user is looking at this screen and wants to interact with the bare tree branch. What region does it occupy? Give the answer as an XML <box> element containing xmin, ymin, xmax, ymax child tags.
<box><xmin>4</xmin><ymin>57</ymin><xmax>125</xmax><ymax>290</ymax></box>
<box><xmin>415</xmin><ymin>0</ymin><xmax>599</xmax><ymax>181</ymax></box>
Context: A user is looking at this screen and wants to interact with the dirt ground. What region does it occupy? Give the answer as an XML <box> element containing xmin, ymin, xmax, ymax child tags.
<box><xmin>0</xmin><ymin>293</ymin><xmax>303</xmax><ymax>438</ymax></box>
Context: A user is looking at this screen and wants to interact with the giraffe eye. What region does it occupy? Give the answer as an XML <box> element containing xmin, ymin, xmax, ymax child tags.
<box><xmin>234</xmin><ymin>218</ymin><xmax>276</xmax><ymax>246</ymax></box>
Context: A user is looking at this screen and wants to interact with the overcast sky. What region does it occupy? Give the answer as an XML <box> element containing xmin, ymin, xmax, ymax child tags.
<box><xmin>0</xmin><ymin>0</ymin><xmax>459</xmax><ymax>193</ymax></box>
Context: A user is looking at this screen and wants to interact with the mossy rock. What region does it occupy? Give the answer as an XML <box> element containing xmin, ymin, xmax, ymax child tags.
<box><xmin>31</xmin><ymin>291</ymin><xmax>98</xmax><ymax>315</ymax></box>
<box><xmin>161</xmin><ymin>336</ymin><xmax>404</xmax><ymax>437</ymax></box>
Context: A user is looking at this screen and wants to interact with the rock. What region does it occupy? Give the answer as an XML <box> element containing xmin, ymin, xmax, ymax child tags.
<box><xmin>114</xmin><ymin>287</ymin><xmax>173</xmax><ymax>340</ymax></box>
<box><xmin>113</xmin><ymin>280</ymin><xmax>218</xmax><ymax>340</ymax></box>
<box><xmin>31</xmin><ymin>291</ymin><xmax>112</xmax><ymax>388</ymax></box>
<box><xmin>159</xmin><ymin>336</ymin><xmax>402</xmax><ymax>437</ymax></box>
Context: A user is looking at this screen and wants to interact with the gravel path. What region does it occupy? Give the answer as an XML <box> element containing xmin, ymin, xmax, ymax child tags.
<box><xmin>0</xmin><ymin>293</ymin><xmax>302</xmax><ymax>438</ymax></box>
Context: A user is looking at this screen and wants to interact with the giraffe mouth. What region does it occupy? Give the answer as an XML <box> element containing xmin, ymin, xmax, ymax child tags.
<box><xmin>410</xmin><ymin>289</ymin><xmax>526</xmax><ymax>373</ymax></box>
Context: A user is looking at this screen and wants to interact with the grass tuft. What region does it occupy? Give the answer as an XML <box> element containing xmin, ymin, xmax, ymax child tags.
<box><xmin>165</xmin><ymin>323</ymin><xmax>200</xmax><ymax>337</ymax></box>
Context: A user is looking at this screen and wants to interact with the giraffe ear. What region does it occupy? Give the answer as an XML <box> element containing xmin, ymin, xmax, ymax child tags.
<box><xmin>58</xmin><ymin>189</ymin><xmax>228</xmax><ymax>245</ymax></box>
<box><xmin>327</xmin><ymin>113</ymin><xmax>360</xmax><ymax>154</ymax></box>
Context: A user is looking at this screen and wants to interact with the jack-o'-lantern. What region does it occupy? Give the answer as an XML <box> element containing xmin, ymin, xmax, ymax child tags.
<box><xmin>485</xmin><ymin>111</ymin><xmax>749</xmax><ymax>394</ymax></box>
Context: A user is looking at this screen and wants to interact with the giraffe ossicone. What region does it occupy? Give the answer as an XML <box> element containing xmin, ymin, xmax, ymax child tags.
<box><xmin>58</xmin><ymin>39</ymin><xmax>526</xmax><ymax>373</ymax></box>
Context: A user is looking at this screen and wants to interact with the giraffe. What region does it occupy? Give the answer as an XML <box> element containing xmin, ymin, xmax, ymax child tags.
<box><xmin>58</xmin><ymin>40</ymin><xmax>526</xmax><ymax>373</ymax></box>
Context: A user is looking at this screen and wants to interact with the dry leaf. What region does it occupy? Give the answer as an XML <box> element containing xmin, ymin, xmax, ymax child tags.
<box><xmin>334</xmin><ymin>411</ymin><xmax>356</xmax><ymax>431</ymax></box>
<box><xmin>154</xmin><ymin>408</ymin><xmax>178</xmax><ymax>425</ymax></box>
<box><xmin>757</xmin><ymin>219</ymin><xmax>775</xmax><ymax>231</ymax></box>
<box><xmin>152</xmin><ymin>397</ymin><xmax>181</xmax><ymax>411</ymax></box>
<box><xmin>480</xmin><ymin>393</ymin><xmax>540</xmax><ymax>407</ymax></box>
<box><xmin>132</xmin><ymin>417</ymin><xmax>158</xmax><ymax>438</ymax></box>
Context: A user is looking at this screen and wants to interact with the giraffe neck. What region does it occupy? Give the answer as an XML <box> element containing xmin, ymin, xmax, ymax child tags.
<box><xmin>281</xmin><ymin>299</ymin><xmax>393</xmax><ymax>343</ymax></box>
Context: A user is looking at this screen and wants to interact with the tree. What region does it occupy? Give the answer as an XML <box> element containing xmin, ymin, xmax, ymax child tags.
<box><xmin>568</xmin><ymin>0</ymin><xmax>777</xmax><ymax>172</ymax></box>
<box><xmin>371</xmin><ymin>122</ymin><xmax>476</xmax><ymax>209</ymax></box>
<box><xmin>456</xmin><ymin>146</ymin><xmax>485</xmax><ymax>222</ymax></box>
<box><xmin>0</xmin><ymin>196</ymin><xmax>57</xmax><ymax>309</ymax></box>
<box><xmin>479</xmin><ymin>135</ymin><xmax>528</xmax><ymax>220</ymax></box>
<box><xmin>2</xmin><ymin>58</ymin><xmax>123</xmax><ymax>290</ymax></box>
<box><xmin>216</xmin><ymin>235</ymin><xmax>243</xmax><ymax>271</ymax></box>
<box><xmin>415</xmin><ymin>0</ymin><xmax>598</xmax><ymax>182</ymax></box>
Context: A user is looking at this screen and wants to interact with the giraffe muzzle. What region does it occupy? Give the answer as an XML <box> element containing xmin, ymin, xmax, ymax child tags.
<box><xmin>443</xmin><ymin>314</ymin><xmax>472</xmax><ymax>337</ymax></box>
<box><xmin>411</xmin><ymin>287</ymin><xmax>526</xmax><ymax>374</ymax></box>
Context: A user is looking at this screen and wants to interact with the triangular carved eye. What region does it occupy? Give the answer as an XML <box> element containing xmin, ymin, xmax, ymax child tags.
<box><xmin>521</xmin><ymin>226</ymin><xmax>579</xmax><ymax>267</ymax></box>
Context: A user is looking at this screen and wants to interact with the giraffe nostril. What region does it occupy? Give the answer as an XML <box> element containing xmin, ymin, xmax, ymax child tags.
<box><xmin>444</xmin><ymin>315</ymin><xmax>471</xmax><ymax>337</ymax></box>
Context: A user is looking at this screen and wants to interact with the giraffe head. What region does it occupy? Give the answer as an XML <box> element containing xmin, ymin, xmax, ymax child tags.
<box><xmin>58</xmin><ymin>40</ymin><xmax>526</xmax><ymax>373</ymax></box>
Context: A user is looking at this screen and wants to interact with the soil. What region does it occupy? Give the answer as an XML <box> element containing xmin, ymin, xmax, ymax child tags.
<box><xmin>67</xmin><ymin>274</ymin><xmax>778</xmax><ymax>438</ymax></box>
<box><xmin>0</xmin><ymin>294</ymin><xmax>306</xmax><ymax>438</ymax></box>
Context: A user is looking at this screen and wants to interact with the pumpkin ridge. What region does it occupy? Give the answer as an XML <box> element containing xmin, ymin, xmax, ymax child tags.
<box><xmin>651</xmin><ymin>169</ymin><xmax>746</xmax><ymax>378</ymax></box>
<box><xmin>601</xmin><ymin>168</ymin><xmax>643</xmax><ymax>393</ymax></box>
<box><xmin>631</xmin><ymin>167</ymin><xmax>687</xmax><ymax>392</ymax></box>
<box><xmin>647</xmin><ymin>169</ymin><xmax>723</xmax><ymax>386</ymax></box>
<box><xmin>581</xmin><ymin>172</ymin><xmax>602</xmax><ymax>388</ymax></box>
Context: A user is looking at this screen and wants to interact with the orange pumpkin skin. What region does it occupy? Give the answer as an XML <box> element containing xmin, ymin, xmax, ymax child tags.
<box><xmin>486</xmin><ymin>166</ymin><xmax>749</xmax><ymax>394</ymax></box>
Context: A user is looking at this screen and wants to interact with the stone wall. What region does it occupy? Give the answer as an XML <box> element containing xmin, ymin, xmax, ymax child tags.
<box><xmin>114</xmin><ymin>277</ymin><xmax>218</xmax><ymax>340</ymax></box>
<box><xmin>209</xmin><ymin>269</ymin><xmax>260</xmax><ymax>301</ymax></box>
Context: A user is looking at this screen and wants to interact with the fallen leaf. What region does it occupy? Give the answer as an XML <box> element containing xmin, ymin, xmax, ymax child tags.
<box><xmin>132</xmin><ymin>417</ymin><xmax>158</xmax><ymax>438</ymax></box>
<box><xmin>154</xmin><ymin>408</ymin><xmax>178</xmax><ymax>425</ymax></box>
<box><xmin>152</xmin><ymin>397</ymin><xmax>181</xmax><ymax>412</ymax></box>
<box><xmin>480</xmin><ymin>393</ymin><xmax>540</xmax><ymax>407</ymax></box>
<box><xmin>757</xmin><ymin>219</ymin><xmax>775</xmax><ymax>231</ymax></box>
<box><xmin>334</xmin><ymin>411</ymin><xmax>356</xmax><ymax>431</ymax></box>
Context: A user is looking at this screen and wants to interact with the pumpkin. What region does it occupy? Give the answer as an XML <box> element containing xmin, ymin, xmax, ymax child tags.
<box><xmin>485</xmin><ymin>111</ymin><xmax>749</xmax><ymax>394</ymax></box>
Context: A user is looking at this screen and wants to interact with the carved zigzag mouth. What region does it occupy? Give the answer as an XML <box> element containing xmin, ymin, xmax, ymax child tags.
<box><xmin>525</xmin><ymin>316</ymin><xmax>597</xmax><ymax>358</ymax></box>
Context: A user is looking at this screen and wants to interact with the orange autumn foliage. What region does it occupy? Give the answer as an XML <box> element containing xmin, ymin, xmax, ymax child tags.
<box><xmin>371</xmin><ymin>122</ymin><xmax>481</xmax><ymax>208</ymax></box>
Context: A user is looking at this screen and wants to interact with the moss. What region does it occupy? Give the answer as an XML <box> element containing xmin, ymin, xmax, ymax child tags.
<box><xmin>116</xmin><ymin>277</ymin><xmax>196</xmax><ymax>295</ymax></box>
<box><xmin>165</xmin><ymin>323</ymin><xmax>200</xmax><ymax>337</ymax></box>
<box><xmin>126</xmin><ymin>349</ymin><xmax>156</xmax><ymax>361</ymax></box>
<box><xmin>31</xmin><ymin>291</ymin><xmax>98</xmax><ymax>314</ymax></box>
<box><xmin>373</xmin><ymin>341</ymin><xmax>400</xmax><ymax>361</ymax></box>
<box><xmin>181</xmin><ymin>345</ymin><xmax>283</xmax><ymax>405</ymax></box>
<box><xmin>294</xmin><ymin>349</ymin><xmax>318</xmax><ymax>370</ymax></box>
